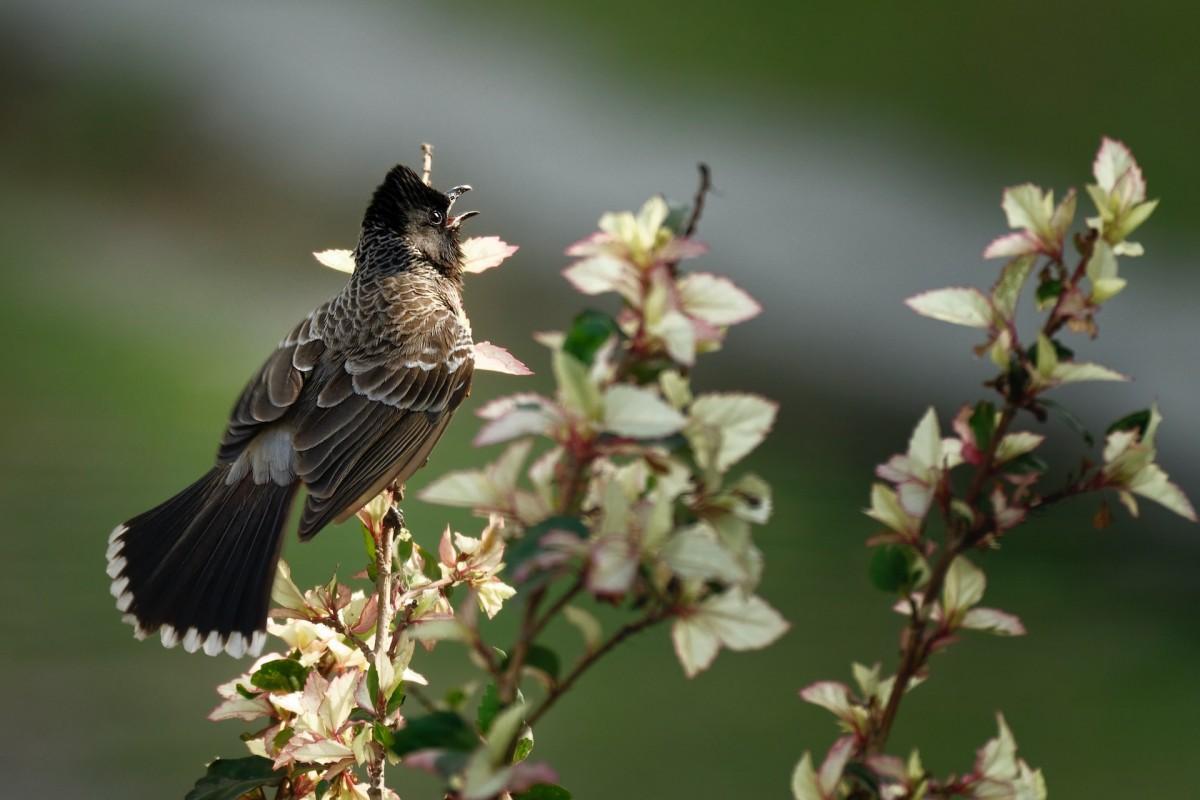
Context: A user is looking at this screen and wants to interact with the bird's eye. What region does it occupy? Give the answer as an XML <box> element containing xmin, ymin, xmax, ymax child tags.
<box><xmin>428</xmin><ymin>209</ymin><xmax>444</xmax><ymax>225</ymax></box>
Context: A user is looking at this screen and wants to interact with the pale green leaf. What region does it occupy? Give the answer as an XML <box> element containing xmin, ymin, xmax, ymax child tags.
<box><xmin>990</xmin><ymin>256</ymin><xmax>1035</xmax><ymax>320</ymax></box>
<box><xmin>1129</xmin><ymin>463</ymin><xmax>1198</xmax><ymax>522</ymax></box>
<box><xmin>942</xmin><ymin>556</ymin><xmax>986</xmax><ymax>619</ymax></box>
<box><xmin>563</xmin><ymin>605</ymin><xmax>603</xmax><ymax>653</ymax></box>
<box><xmin>602</xmin><ymin>384</ymin><xmax>687</xmax><ymax>438</ymax></box>
<box><xmin>553</xmin><ymin>350</ymin><xmax>602</xmax><ymax>420</ymax></box>
<box><xmin>660</xmin><ymin>524</ymin><xmax>747</xmax><ymax>584</ymax></box>
<box><xmin>994</xmin><ymin>432</ymin><xmax>1044</xmax><ymax>463</ymax></box>
<box><xmin>688</xmin><ymin>392</ymin><xmax>778</xmax><ymax>472</ymax></box>
<box><xmin>313</xmin><ymin>248</ymin><xmax>355</xmax><ymax>273</ymax></box>
<box><xmin>961</xmin><ymin>607</ymin><xmax>1026</xmax><ymax>636</ymax></box>
<box><xmin>1001</xmin><ymin>184</ymin><xmax>1053</xmax><ymax>235</ymax></box>
<box><xmin>677</xmin><ymin>272</ymin><xmax>762</xmax><ymax>326</ymax></box>
<box><xmin>905</xmin><ymin>287</ymin><xmax>992</xmax><ymax>328</ymax></box>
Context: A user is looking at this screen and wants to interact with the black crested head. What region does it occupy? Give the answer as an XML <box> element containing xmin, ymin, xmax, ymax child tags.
<box><xmin>358</xmin><ymin>164</ymin><xmax>477</xmax><ymax>281</ymax></box>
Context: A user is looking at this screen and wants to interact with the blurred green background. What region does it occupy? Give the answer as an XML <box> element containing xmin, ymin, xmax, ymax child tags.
<box><xmin>3</xmin><ymin>2</ymin><xmax>1198</xmax><ymax>797</ymax></box>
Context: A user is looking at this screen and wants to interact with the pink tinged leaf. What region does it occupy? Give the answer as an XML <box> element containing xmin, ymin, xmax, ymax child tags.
<box><xmin>402</xmin><ymin>749</ymin><xmax>448</xmax><ymax>775</ymax></box>
<box><xmin>819</xmin><ymin>736</ymin><xmax>856</xmax><ymax>796</ymax></box>
<box><xmin>875</xmin><ymin>454</ymin><xmax>915</xmax><ymax>483</ymax></box>
<box><xmin>460</xmin><ymin>236</ymin><xmax>519</xmax><ymax>274</ymax></box>
<box><xmin>438</xmin><ymin>528</ymin><xmax>457</xmax><ymax>568</ymax></box>
<box><xmin>562</xmin><ymin>255</ymin><xmax>639</xmax><ymax>301</ymax></box>
<box><xmin>564</xmin><ymin>231</ymin><xmax>612</xmax><ymax>257</ymax></box>
<box><xmin>983</xmin><ymin>232</ymin><xmax>1040</xmax><ymax>260</ymax></box>
<box><xmin>474</xmin><ymin>408</ymin><xmax>556</xmax><ymax>446</ymax></box>
<box><xmin>677</xmin><ymin>272</ymin><xmax>763</xmax><ymax>326</ymax></box>
<box><xmin>476</xmin><ymin>392</ymin><xmax>555</xmax><ymax>420</ymax></box>
<box><xmin>1093</xmin><ymin>137</ymin><xmax>1141</xmax><ymax>196</ymax></box>
<box><xmin>506</xmin><ymin>762</ymin><xmax>561</xmax><ymax>794</ymax></box>
<box><xmin>657</xmin><ymin>237</ymin><xmax>709</xmax><ymax>262</ymax></box>
<box><xmin>280</xmin><ymin>732</ymin><xmax>355</xmax><ymax>765</ymax></box>
<box><xmin>864</xmin><ymin>754</ymin><xmax>908</xmax><ymax>782</ymax></box>
<box><xmin>905</xmin><ymin>287</ymin><xmax>993</xmax><ymax>328</ymax></box>
<box><xmin>313</xmin><ymin>248</ymin><xmax>356</xmax><ymax>273</ymax></box>
<box><xmin>473</xmin><ymin>341</ymin><xmax>533</xmax><ymax>375</ymax></box>
<box><xmin>961</xmin><ymin>607</ymin><xmax>1027</xmax><ymax>636</ymax></box>
<box><xmin>208</xmin><ymin>693</ymin><xmax>273</xmax><ymax>722</ymax></box>
<box><xmin>799</xmin><ymin>681</ymin><xmax>856</xmax><ymax>724</ymax></box>
<box><xmin>898</xmin><ymin>481</ymin><xmax>933</xmax><ymax>518</ymax></box>
<box><xmin>348</xmin><ymin>594</ymin><xmax>379</xmax><ymax>635</ymax></box>
<box><xmin>586</xmin><ymin>537</ymin><xmax>639</xmax><ymax>597</ymax></box>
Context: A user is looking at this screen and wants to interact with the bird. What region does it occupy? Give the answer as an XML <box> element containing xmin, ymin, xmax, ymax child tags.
<box><xmin>106</xmin><ymin>164</ymin><xmax>479</xmax><ymax>658</ymax></box>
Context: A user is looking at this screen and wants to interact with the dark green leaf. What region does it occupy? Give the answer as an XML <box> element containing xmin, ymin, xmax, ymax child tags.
<box><xmin>1107</xmin><ymin>408</ymin><xmax>1152</xmax><ymax>438</ymax></box>
<box><xmin>527</xmin><ymin>645</ymin><xmax>561</xmax><ymax>682</ymax></box>
<box><xmin>367</xmin><ymin>663</ymin><xmax>381</xmax><ymax>706</ymax></box>
<box><xmin>250</xmin><ymin>658</ymin><xmax>308</xmax><ymax>692</ymax></box>
<box><xmin>386</xmin><ymin>683</ymin><xmax>406</xmax><ymax>716</ymax></box>
<box><xmin>389</xmin><ymin>712</ymin><xmax>478</xmax><ymax>757</ymax></box>
<box><xmin>969</xmin><ymin>401</ymin><xmax>996</xmax><ymax>452</ymax></box>
<box><xmin>185</xmin><ymin>757</ymin><xmax>281</xmax><ymax>800</ymax></box>
<box><xmin>1002</xmin><ymin>453</ymin><xmax>1048</xmax><ymax>475</ymax></box>
<box><xmin>502</xmin><ymin>644</ymin><xmax>561</xmax><ymax>685</ymax></box>
<box><xmin>1035</xmin><ymin>279</ymin><xmax>1063</xmax><ymax>306</ymax></box>
<box><xmin>663</xmin><ymin>202</ymin><xmax>690</xmax><ymax>234</ymax></box>
<box><xmin>626</xmin><ymin>356</ymin><xmax>677</xmax><ymax>385</ymax></box>
<box><xmin>513</xmin><ymin>733</ymin><xmax>535</xmax><ymax>764</ymax></box>
<box><xmin>234</xmin><ymin>683</ymin><xmax>258</xmax><ymax>700</ymax></box>
<box><xmin>443</xmin><ymin>687</ymin><xmax>468</xmax><ymax>710</ymax></box>
<box><xmin>1040</xmin><ymin>398</ymin><xmax>1094</xmax><ymax>447</ymax></box>
<box><xmin>562</xmin><ymin>309</ymin><xmax>620</xmax><ymax>366</ymax></box>
<box><xmin>514</xmin><ymin>784</ymin><xmax>572</xmax><ymax>800</ymax></box>
<box><xmin>419</xmin><ymin>545</ymin><xmax>442</xmax><ymax>583</ymax></box>
<box><xmin>395</xmin><ymin>536</ymin><xmax>414</xmax><ymax>562</ymax></box>
<box><xmin>373</xmin><ymin>722</ymin><xmax>395</xmax><ymax>749</ymax></box>
<box><xmin>272</xmin><ymin>727</ymin><xmax>294</xmax><ymax>750</ymax></box>
<box><xmin>504</xmin><ymin>516</ymin><xmax>589</xmax><ymax>579</ymax></box>
<box><xmin>869</xmin><ymin>545</ymin><xmax>913</xmax><ymax>593</ymax></box>
<box><xmin>476</xmin><ymin>684</ymin><xmax>501</xmax><ymax>734</ymax></box>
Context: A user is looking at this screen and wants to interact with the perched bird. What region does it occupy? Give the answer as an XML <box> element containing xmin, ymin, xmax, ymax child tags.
<box><xmin>106</xmin><ymin>165</ymin><xmax>478</xmax><ymax>657</ymax></box>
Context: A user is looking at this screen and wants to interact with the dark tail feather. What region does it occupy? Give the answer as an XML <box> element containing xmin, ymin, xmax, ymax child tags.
<box><xmin>106</xmin><ymin>466</ymin><xmax>297</xmax><ymax>657</ymax></box>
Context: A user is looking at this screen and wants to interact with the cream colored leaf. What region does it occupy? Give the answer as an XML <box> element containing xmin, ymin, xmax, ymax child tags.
<box><xmin>689</xmin><ymin>392</ymin><xmax>778</xmax><ymax>472</ymax></box>
<box><xmin>314</xmin><ymin>248</ymin><xmax>355</xmax><ymax>273</ymax></box>
<box><xmin>677</xmin><ymin>272</ymin><xmax>762</xmax><ymax>326</ymax></box>
<box><xmin>460</xmin><ymin>236</ymin><xmax>518</xmax><ymax>274</ymax></box>
<box><xmin>942</xmin><ymin>556</ymin><xmax>986</xmax><ymax>618</ymax></box>
<box><xmin>603</xmin><ymin>384</ymin><xmax>688</xmax><ymax>438</ymax></box>
<box><xmin>660</xmin><ymin>524</ymin><xmax>746</xmax><ymax>583</ymax></box>
<box><xmin>905</xmin><ymin>287</ymin><xmax>993</xmax><ymax>328</ymax></box>
<box><xmin>563</xmin><ymin>605</ymin><xmax>603</xmax><ymax>653</ymax></box>
<box><xmin>473</xmin><ymin>341</ymin><xmax>533</xmax><ymax>376</ymax></box>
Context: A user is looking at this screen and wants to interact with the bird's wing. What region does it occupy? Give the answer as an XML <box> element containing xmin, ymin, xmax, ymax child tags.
<box><xmin>291</xmin><ymin>304</ymin><xmax>474</xmax><ymax>539</ymax></box>
<box><xmin>218</xmin><ymin>308</ymin><xmax>328</xmax><ymax>462</ymax></box>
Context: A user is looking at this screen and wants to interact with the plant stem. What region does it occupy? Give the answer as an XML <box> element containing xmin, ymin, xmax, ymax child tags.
<box><xmin>368</xmin><ymin>504</ymin><xmax>398</xmax><ymax>800</ymax></box>
<box><xmin>870</xmin><ymin>406</ymin><xmax>1016</xmax><ymax>751</ymax></box>
<box><xmin>525</xmin><ymin>609</ymin><xmax>665</xmax><ymax>729</ymax></box>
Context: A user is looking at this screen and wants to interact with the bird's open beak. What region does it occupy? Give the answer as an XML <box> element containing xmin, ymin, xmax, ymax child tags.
<box><xmin>445</xmin><ymin>185</ymin><xmax>478</xmax><ymax>228</ymax></box>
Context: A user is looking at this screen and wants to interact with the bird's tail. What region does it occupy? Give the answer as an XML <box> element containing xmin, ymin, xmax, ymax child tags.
<box><xmin>106</xmin><ymin>465</ymin><xmax>298</xmax><ymax>657</ymax></box>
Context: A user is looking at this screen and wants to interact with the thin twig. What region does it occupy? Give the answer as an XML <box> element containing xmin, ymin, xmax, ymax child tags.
<box><xmin>500</xmin><ymin>584</ymin><xmax>549</xmax><ymax>705</ymax></box>
<box><xmin>329</xmin><ymin>614</ymin><xmax>374</xmax><ymax>663</ymax></box>
<box><xmin>367</xmin><ymin>505</ymin><xmax>398</xmax><ymax>800</ymax></box>
<box><xmin>526</xmin><ymin>609</ymin><xmax>666</xmax><ymax>729</ymax></box>
<box><xmin>871</xmin><ymin>406</ymin><xmax>1017</xmax><ymax>751</ymax></box>
<box><xmin>683</xmin><ymin>162</ymin><xmax>712</xmax><ymax>238</ymax></box>
<box><xmin>421</xmin><ymin>143</ymin><xmax>434</xmax><ymax>186</ymax></box>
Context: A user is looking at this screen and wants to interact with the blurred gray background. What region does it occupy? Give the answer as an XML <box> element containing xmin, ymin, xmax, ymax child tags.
<box><xmin>2</xmin><ymin>1</ymin><xmax>1198</xmax><ymax>797</ymax></box>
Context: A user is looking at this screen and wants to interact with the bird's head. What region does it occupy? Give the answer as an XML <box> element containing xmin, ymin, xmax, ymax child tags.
<box><xmin>357</xmin><ymin>164</ymin><xmax>478</xmax><ymax>280</ymax></box>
